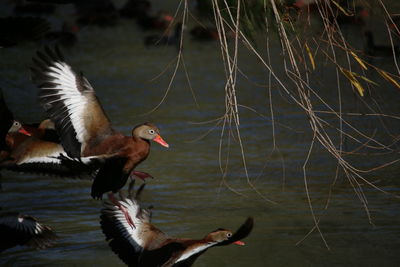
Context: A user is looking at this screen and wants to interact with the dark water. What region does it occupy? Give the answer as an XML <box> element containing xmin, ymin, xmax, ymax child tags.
<box><xmin>1</xmin><ymin>1</ymin><xmax>400</xmax><ymax>266</ymax></box>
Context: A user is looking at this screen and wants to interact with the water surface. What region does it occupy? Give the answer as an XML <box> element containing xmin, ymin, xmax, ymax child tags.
<box><xmin>1</xmin><ymin>1</ymin><xmax>400</xmax><ymax>266</ymax></box>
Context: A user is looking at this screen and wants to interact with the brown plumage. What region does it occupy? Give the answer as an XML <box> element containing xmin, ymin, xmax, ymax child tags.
<box><xmin>30</xmin><ymin>47</ymin><xmax>169</xmax><ymax>199</ymax></box>
<box><xmin>0</xmin><ymin>89</ymin><xmax>95</xmax><ymax>177</ymax></box>
<box><xmin>0</xmin><ymin>118</ymin><xmax>95</xmax><ymax>177</ymax></box>
<box><xmin>0</xmin><ymin>87</ymin><xmax>34</xmax><ymax>161</ymax></box>
<box><xmin>100</xmin><ymin>183</ymin><xmax>254</xmax><ymax>266</ymax></box>
<box><xmin>22</xmin><ymin>119</ymin><xmax>59</xmax><ymax>142</ymax></box>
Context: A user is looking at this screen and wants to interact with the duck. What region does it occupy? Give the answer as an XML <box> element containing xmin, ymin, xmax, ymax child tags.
<box><xmin>0</xmin><ymin>89</ymin><xmax>93</xmax><ymax>177</ymax></box>
<box><xmin>0</xmin><ymin>120</ymin><xmax>31</xmax><ymax>162</ymax></box>
<box><xmin>0</xmin><ymin>87</ymin><xmax>53</xmax><ymax>142</ymax></box>
<box><xmin>30</xmin><ymin>47</ymin><xmax>169</xmax><ymax>200</ymax></box>
<box><xmin>0</xmin><ymin>117</ymin><xmax>93</xmax><ymax>177</ymax></box>
<box><xmin>0</xmin><ymin>93</ymin><xmax>145</xmax><ymax>180</ymax></box>
<box><xmin>144</xmin><ymin>22</ymin><xmax>182</xmax><ymax>47</ymax></box>
<box><xmin>100</xmin><ymin>183</ymin><xmax>254</xmax><ymax>267</ymax></box>
<box><xmin>0</xmin><ymin>133</ymin><xmax>96</xmax><ymax>178</ymax></box>
<box><xmin>0</xmin><ymin>211</ymin><xmax>58</xmax><ymax>252</ymax></box>
<box><xmin>364</xmin><ymin>30</ymin><xmax>400</xmax><ymax>57</ymax></box>
<box><xmin>19</xmin><ymin>119</ymin><xmax>59</xmax><ymax>143</ymax></box>
<box><xmin>0</xmin><ymin>87</ymin><xmax>32</xmax><ymax>160</ymax></box>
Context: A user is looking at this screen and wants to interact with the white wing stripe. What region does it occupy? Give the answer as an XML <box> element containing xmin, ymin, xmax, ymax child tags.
<box><xmin>20</xmin><ymin>156</ymin><xmax>61</xmax><ymax>165</ymax></box>
<box><xmin>42</xmin><ymin>62</ymin><xmax>89</xmax><ymax>149</ymax></box>
<box><xmin>104</xmin><ymin>199</ymin><xmax>148</xmax><ymax>249</ymax></box>
<box><xmin>175</xmin><ymin>243</ymin><xmax>215</xmax><ymax>263</ymax></box>
<box><xmin>18</xmin><ymin>150</ymin><xmax>64</xmax><ymax>164</ymax></box>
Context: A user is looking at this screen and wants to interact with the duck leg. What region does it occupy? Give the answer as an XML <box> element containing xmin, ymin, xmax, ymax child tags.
<box><xmin>107</xmin><ymin>193</ymin><xmax>135</xmax><ymax>229</ymax></box>
<box><xmin>129</xmin><ymin>170</ymin><xmax>153</xmax><ymax>181</ymax></box>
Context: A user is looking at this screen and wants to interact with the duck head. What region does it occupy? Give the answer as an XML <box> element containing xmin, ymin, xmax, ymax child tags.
<box><xmin>8</xmin><ymin>120</ymin><xmax>31</xmax><ymax>136</ymax></box>
<box><xmin>206</xmin><ymin>229</ymin><xmax>245</xmax><ymax>246</ymax></box>
<box><xmin>132</xmin><ymin>123</ymin><xmax>169</xmax><ymax>148</ymax></box>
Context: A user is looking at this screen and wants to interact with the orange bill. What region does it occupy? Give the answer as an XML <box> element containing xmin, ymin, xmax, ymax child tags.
<box><xmin>18</xmin><ymin>127</ymin><xmax>32</xmax><ymax>136</ymax></box>
<box><xmin>153</xmin><ymin>135</ymin><xmax>169</xmax><ymax>148</ymax></box>
<box><xmin>233</xmin><ymin>241</ymin><xmax>245</xmax><ymax>246</ymax></box>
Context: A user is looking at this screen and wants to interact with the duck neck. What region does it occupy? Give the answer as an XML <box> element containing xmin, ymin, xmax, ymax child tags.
<box><xmin>133</xmin><ymin>135</ymin><xmax>151</xmax><ymax>146</ymax></box>
<box><xmin>175</xmin><ymin>241</ymin><xmax>216</xmax><ymax>263</ymax></box>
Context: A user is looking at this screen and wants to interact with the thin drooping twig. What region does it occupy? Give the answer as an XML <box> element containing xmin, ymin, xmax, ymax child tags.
<box><xmin>155</xmin><ymin>0</ymin><xmax>400</xmax><ymax>248</ymax></box>
<box><xmin>144</xmin><ymin>0</ymin><xmax>188</xmax><ymax>115</ymax></box>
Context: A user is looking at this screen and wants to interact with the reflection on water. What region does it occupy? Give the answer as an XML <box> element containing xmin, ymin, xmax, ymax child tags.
<box><xmin>1</xmin><ymin>0</ymin><xmax>400</xmax><ymax>266</ymax></box>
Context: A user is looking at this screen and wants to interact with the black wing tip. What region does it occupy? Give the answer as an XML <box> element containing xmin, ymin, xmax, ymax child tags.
<box><xmin>31</xmin><ymin>46</ymin><xmax>59</xmax><ymax>84</ymax></box>
<box><xmin>91</xmin><ymin>181</ymin><xmax>105</xmax><ymax>199</ymax></box>
<box><xmin>217</xmin><ymin>216</ymin><xmax>254</xmax><ymax>246</ymax></box>
<box><xmin>91</xmin><ymin>188</ymin><xmax>103</xmax><ymax>200</ymax></box>
<box><xmin>99</xmin><ymin>212</ymin><xmax>123</xmax><ymax>243</ymax></box>
<box><xmin>39</xmin><ymin>44</ymin><xmax>64</xmax><ymax>61</ymax></box>
<box><xmin>91</xmin><ymin>158</ymin><xmax>130</xmax><ymax>200</ymax></box>
<box><xmin>233</xmin><ymin>216</ymin><xmax>254</xmax><ymax>241</ymax></box>
<box><xmin>31</xmin><ymin>45</ymin><xmax>65</xmax><ymax>77</ymax></box>
<box><xmin>0</xmin><ymin>213</ymin><xmax>58</xmax><ymax>251</ymax></box>
<box><xmin>99</xmin><ymin>193</ymin><xmax>142</xmax><ymax>266</ymax></box>
<box><xmin>244</xmin><ymin>217</ymin><xmax>254</xmax><ymax>228</ymax></box>
<box><xmin>26</xmin><ymin>225</ymin><xmax>59</xmax><ymax>250</ymax></box>
<box><xmin>31</xmin><ymin>44</ymin><xmax>83</xmax><ymax>159</ymax></box>
<box><xmin>2</xmin><ymin>161</ymin><xmax>94</xmax><ymax>179</ymax></box>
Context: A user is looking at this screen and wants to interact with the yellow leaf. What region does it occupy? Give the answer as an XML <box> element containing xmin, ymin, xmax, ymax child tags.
<box><xmin>340</xmin><ymin>68</ymin><xmax>365</xmax><ymax>96</ymax></box>
<box><xmin>340</xmin><ymin>68</ymin><xmax>352</xmax><ymax>80</ymax></box>
<box><xmin>347</xmin><ymin>70</ymin><xmax>378</xmax><ymax>85</ymax></box>
<box><xmin>378</xmin><ymin>70</ymin><xmax>400</xmax><ymax>89</ymax></box>
<box><xmin>331</xmin><ymin>0</ymin><xmax>352</xmax><ymax>16</ymax></box>
<box><xmin>350</xmin><ymin>51</ymin><xmax>367</xmax><ymax>70</ymax></box>
<box><xmin>358</xmin><ymin>75</ymin><xmax>378</xmax><ymax>86</ymax></box>
<box><xmin>305</xmin><ymin>43</ymin><xmax>315</xmax><ymax>70</ymax></box>
<box><xmin>350</xmin><ymin>78</ymin><xmax>365</xmax><ymax>97</ymax></box>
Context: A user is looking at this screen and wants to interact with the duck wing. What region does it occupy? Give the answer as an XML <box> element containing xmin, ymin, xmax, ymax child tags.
<box><xmin>90</xmin><ymin>156</ymin><xmax>130</xmax><ymax>199</ymax></box>
<box><xmin>0</xmin><ymin>138</ymin><xmax>97</xmax><ymax>178</ymax></box>
<box><xmin>0</xmin><ymin>212</ymin><xmax>57</xmax><ymax>252</ymax></box>
<box><xmin>101</xmin><ymin>191</ymin><xmax>174</xmax><ymax>266</ymax></box>
<box><xmin>31</xmin><ymin>46</ymin><xmax>114</xmax><ymax>158</ymax></box>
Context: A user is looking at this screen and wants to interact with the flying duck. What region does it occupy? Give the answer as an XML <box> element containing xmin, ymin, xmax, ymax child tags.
<box><xmin>30</xmin><ymin>47</ymin><xmax>169</xmax><ymax>199</ymax></box>
<box><xmin>100</xmin><ymin>183</ymin><xmax>254</xmax><ymax>266</ymax></box>
<box><xmin>0</xmin><ymin>89</ymin><xmax>89</xmax><ymax>176</ymax></box>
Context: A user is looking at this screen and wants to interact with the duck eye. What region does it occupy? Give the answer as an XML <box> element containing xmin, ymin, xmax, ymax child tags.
<box><xmin>148</xmin><ymin>129</ymin><xmax>155</xmax><ymax>135</ymax></box>
<box><xmin>227</xmin><ymin>233</ymin><xmax>232</xmax><ymax>238</ymax></box>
